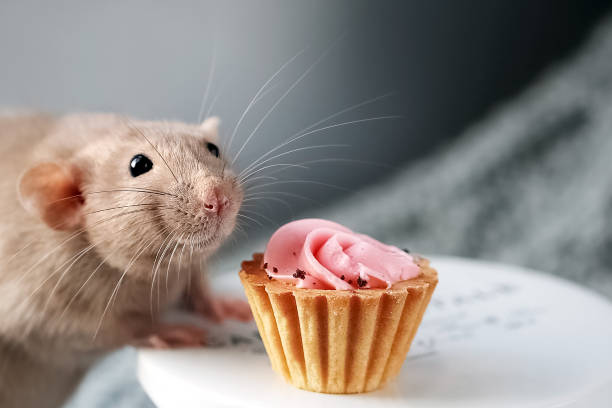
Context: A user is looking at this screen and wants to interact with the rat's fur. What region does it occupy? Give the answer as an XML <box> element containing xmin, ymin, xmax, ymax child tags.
<box><xmin>0</xmin><ymin>113</ymin><xmax>247</xmax><ymax>408</ymax></box>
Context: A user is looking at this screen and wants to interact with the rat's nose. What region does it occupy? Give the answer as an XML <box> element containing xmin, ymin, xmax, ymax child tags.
<box><xmin>202</xmin><ymin>188</ymin><xmax>230</xmax><ymax>215</ymax></box>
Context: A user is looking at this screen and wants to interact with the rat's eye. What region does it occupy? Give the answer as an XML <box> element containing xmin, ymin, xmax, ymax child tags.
<box><xmin>130</xmin><ymin>154</ymin><xmax>153</xmax><ymax>177</ymax></box>
<box><xmin>206</xmin><ymin>142</ymin><xmax>220</xmax><ymax>158</ymax></box>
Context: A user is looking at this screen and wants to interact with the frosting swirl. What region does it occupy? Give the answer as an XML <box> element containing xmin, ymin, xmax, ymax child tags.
<box><xmin>263</xmin><ymin>219</ymin><xmax>420</xmax><ymax>289</ymax></box>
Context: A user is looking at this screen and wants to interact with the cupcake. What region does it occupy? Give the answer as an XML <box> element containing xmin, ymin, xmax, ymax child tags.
<box><xmin>239</xmin><ymin>219</ymin><xmax>437</xmax><ymax>393</ymax></box>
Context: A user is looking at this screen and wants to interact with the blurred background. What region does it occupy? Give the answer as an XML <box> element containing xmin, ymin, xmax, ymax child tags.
<box><xmin>1</xmin><ymin>0</ymin><xmax>610</xmax><ymax>232</ymax></box>
<box><xmin>3</xmin><ymin>1</ymin><xmax>612</xmax><ymax>407</ymax></box>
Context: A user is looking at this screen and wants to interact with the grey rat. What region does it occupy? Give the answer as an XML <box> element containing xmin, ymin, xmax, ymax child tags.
<box><xmin>0</xmin><ymin>112</ymin><xmax>252</xmax><ymax>408</ymax></box>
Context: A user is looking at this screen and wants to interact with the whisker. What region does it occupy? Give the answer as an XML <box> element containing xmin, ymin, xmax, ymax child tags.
<box><xmin>239</xmin><ymin>209</ymin><xmax>276</xmax><ymax>226</ymax></box>
<box><xmin>240</xmin><ymin>115</ymin><xmax>401</xmax><ymax>179</ymax></box>
<box><xmin>239</xmin><ymin>144</ymin><xmax>348</xmax><ymax>181</ymax></box>
<box><xmin>245</xmin><ymin>179</ymin><xmax>350</xmax><ymax>193</ymax></box>
<box><xmin>58</xmin><ymin>215</ymin><xmax>168</xmax><ymax>319</ymax></box>
<box><xmin>186</xmin><ymin>236</ymin><xmax>195</xmax><ymax>296</ymax></box>
<box><xmin>242</xmin><ymin>190</ymin><xmax>321</xmax><ymax>205</ymax></box>
<box><xmin>15</xmin><ymin>207</ymin><xmax>175</xmax><ymax>285</ymax></box>
<box><xmin>84</xmin><ymin>202</ymin><xmax>165</xmax><ymax>216</ymax></box>
<box><xmin>239</xmin><ymin>92</ymin><xmax>396</xmax><ymax>176</ymax></box>
<box><xmin>292</xmin><ymin>157</ymin><xmax>393</xmax><ymax>169</ymax></box>
<box><xmin>45</xmin><ymin>188</ymin><xmax>177</xmax><ymax>209</ymax></box>
<box><xmin>93</xmin><ymin>225</ymin><xmax>171</xmax><ymax>340</ymax></box>
<box><xmin>203</xmin><ymin>76</ymin><xmax>227</xmax><ymax>120</ymax></box>
<box><xmin>156</xmin><ymin>231</ymin><xmax>178</xmax><ymax>315</ymax></box>
<box><xmin>237</xmin><ymin>163</ymin><xmax>309</xmax><ymax>183</ymax></box>
<box><xmin>241</xmin><ymin>176</ymin><xmax>278</xmax><ymax>186</ymax></box>
<box><xmin>232</xmin><ymin>36</ymin><xmax>344</xmax><ymax>166</ymax></box>
<box><xmin>150</xmin><ymin>227</ymin><xmax>181</xmax><ymax>319</ymax></box>
<box><xmin>197</xmin><ymin>43</ymin><xmax>217</xmax><ymax>123</ymax></box>
<box><xmin>41</xmin><ymin>243</ymin><xmax>97</xmax><ymax>313</ymax></box>
<box><xmin>236</xmin><ymin>213</ymin><xmax>264</xmax><ymax>228</ymax></box>
<box><xmin>226</xmin><ymin>49</ymin><xmax>306</xmax><ymax>155</ymax></box>
<box><xmin>176</xmin><ymin>238</ymin><xmax>189</xmax><ymax>286</ymax></box>
<box><xmin>27</xmin><ymin>243</ymin><xmax>96</xmax><ymax>303</ymax></box>
<box><xmin>165</xmin><ymin>232</ymin><xmax>185</xmax><ymax>296</ymax></box>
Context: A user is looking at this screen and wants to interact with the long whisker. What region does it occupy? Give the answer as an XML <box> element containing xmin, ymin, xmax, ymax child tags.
<box><xmin>225</xmin><ymin>49</ymin><xmax>306</xmax><ymax>155</ymax></box>
<box><xmin>156</xmin><ymin>230</ymin><xmax>179</xmax><ymax>315</ymax></box>
<box><xmin>27</xmin><ymin>210</ymin><xmax>171</xmax><ymax>306</ymax></box>
<box><xmin>240</xmin><ymin>92</ymin><xmax>396</xmax><ymax>175</ymax></box>
<box><xmin>58</xmin><ymin>215</ymin><xmax>168</xmax><ymax>319</ymax></box>
<box><xmin>198</xmin><ymin>43</ymin><xmax>217</xmax><ymax>123</ymax></box>
<box><xmin>42</xmin><ymin>243</ymin><xmax>97</xmax><ymax>312</ymax></box>
<box><xmin>245</xmin><ymin>179</ymin><xmax>350</xmax><ymax>193</ymax></box>
<box><xmin>150</xmin><ymin>227</ymin><xmax>180</xmax><ymax>319</ymax></box>
<box><xmin>253</xmin><ymin>158</ymin><xmax>392</xmax><ymax>184</ymax></box>
<box><xmin>186</xmin><ymin>236</ymin><xmax>195</xmax><ymax>295</ymax></box>
<box><xmin>165</xmin><ymin>232</ymin><xmax>184</xmax><ymax>296</ymax></box>
<box><xmin>232</xmin><ymin>36</ymin><xmax>344</xmax><ymax>165</ymax></box>
<box><xmin>45</xmin><ymin>188</ymin><xmax>177</xmax><ymax>209</ymax></box>
<box><xmin>237</xmin><ymin>163</ymin><xmax>309</xmax><ymax>183</ymax></box>
<box><xmin>240</xmin><ymin>115</ymin><xmax>401</xmax><ymax>180</ymax></box>
<box><xmin>84</xmin><ymin>202</ymin><xmax>165</xmax><ymax>216</ymax></box>
<box><xmin>239</xmin><ymin>144</ymin><xmax>348</xmax><ymax>181</ymax></box>
<box><xmin>240</xmin><ymin>196</ymin><xmax>293</xmax><ymax>216</ymax></box>
<box><xmin>28</xmin><ymin>244</ymin><xmax>97</xmax><ymax>302</ymax></box>
<box><xmin>242</xmin><ymin>190</ymin><xmax>321</xmax><ymax>204</ymax></box>
<box><xmin>15</xmin><ymin>207</ymin><xmax>174</xmax><ymax>285</ymax></box>
<box><xmin>176</xmin><ymin>239</ymin><xmax>189</xmax><ymax>286</ymax></box>
<box><xmin>236</xmin><ymin>213</ymin><xmax>264</xmax><ymax>228</ymax></box>
<box><xmin>239</xmin><ymin>209</ymin><xmax>276</xmax><ymax>226</ymax></box>
<box><xmin>93</xmin><ymin>225</ymin><xmax>171</xmax><ymax>340</ymax></box>
<box><xmin>285</xmin><ymin>157</ymin><xmax>392</xmax><ymax>169</ymax></box>
<box><xmin>204</xmin><ymin>79</ymin><xmax>226</xmax><ymax>120</ymax></box>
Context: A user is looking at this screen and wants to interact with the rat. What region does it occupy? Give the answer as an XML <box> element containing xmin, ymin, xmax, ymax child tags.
<box><xmin>0</xmin><ymin>112</ymin><xmax>252</xmax><ymax>408</ymax></box>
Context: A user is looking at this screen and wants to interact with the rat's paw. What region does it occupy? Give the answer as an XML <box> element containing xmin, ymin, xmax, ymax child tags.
<box><xmin>198</xmin><ymin>297</ymin><xmax>253</xmax><ymax>323</ymax></box>
<box><xmin>142</xmin><ymin>324</ymin><xmax>207</xmax><ymax>349</ymax></box>
<box><xmin>214</xmin><ymin>297</ymin><xmax>253</xmax><ymax>322</ymax></box>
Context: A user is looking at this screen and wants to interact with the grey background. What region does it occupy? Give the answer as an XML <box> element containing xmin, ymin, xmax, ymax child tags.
<box><xmin>1</xmin><ymin>0</ymin><xmax>610</xmax><ymax>233</ymax></box>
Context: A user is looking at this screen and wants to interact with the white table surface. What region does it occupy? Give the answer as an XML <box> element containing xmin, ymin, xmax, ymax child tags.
<box><xmin>138</xmin><ymin>256</ymin><xmax>612</xmax><ymax>408</ymax></box>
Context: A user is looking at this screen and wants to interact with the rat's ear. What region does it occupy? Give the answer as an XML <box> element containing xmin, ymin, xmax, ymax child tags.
<box><xmin>18</xmin><ymin>162</ymin><xmax>84</xmax><ymax>231</ymax></box>
<box><xmin>200</xmin><ymin>116</ymin><xmax>220</xmax><ymax>142</ymax></box>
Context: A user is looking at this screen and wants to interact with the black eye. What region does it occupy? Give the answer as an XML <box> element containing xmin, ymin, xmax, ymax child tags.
<box><xmin>130</xmin><ymin>154</ymin><xmax>153</xmax><ymax>177</ymax></box>
<box><xmin>206</xmin><ymin>142</ymin><xmax>220</xmax><ymax>158</ymax></box>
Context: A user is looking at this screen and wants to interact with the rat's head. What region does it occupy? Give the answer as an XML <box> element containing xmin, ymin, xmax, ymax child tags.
<box><xmin>18</xmin><ymin>116</ymin><xmax>243</xmax><ymax>274</ymax></box>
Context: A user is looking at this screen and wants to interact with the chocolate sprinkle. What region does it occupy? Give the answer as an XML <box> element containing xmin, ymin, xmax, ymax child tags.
<box><xmin>273</xmin><ymin>267</ymin><xmax>278</xmax><ymax>273</ymax></box>
<box><xmin>357</xmin><ymin>276</ymin><xmax>368</xmax><ymax>287</ymax></box>
<box><xmin>402</xmin><ymin>248</ymin><xmax>410</xmax><ymax>253</ymax></box>
<box><xmin>292</xmin><ymin>251</ymin><xmax>296</xmax><ymax>256</ymax></box>
<box><xmin>268</xmin><ymin>275</ymin><xmax>273</xmax><ymax>280</ymax></box>
<box><xmin>348</xmin><ymin>280</ymin><xmax>353</xmax><ymax>284</ymax></box>
<box><xmin>292</xmin><ymin>269</ymin><xmax>306</xmax><ymax>279</ymax></box>
<box><xmin>263</xmin><ymin>262</ymin><xmax>268</xmax><ymax>269</ymax></box>
<box><xmin>340</xmin><ymin>275</ymin><xmax>345</xmax><ymax>280</ymax></box>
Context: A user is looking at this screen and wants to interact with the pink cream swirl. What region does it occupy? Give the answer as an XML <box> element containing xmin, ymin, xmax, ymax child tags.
<box><xmin>263</xmin><ymin>219</ymin><xmax>420</xmax><ymax>289</ymax></box>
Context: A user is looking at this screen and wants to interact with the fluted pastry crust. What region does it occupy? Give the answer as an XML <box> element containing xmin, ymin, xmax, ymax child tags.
<box><xmin>239</xmin><ymin>253</ymin><xmax>438</xmax><ymax>393</ymax></box>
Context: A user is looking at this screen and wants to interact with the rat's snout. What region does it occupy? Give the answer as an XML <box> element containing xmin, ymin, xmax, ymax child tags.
<box><xmin>202</xmin><ymin>187</ymin><xmax>230</xmax><ymax>215</ymax></box>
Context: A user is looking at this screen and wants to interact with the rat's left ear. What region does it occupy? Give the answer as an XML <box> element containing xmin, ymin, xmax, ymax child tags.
<box><xmin>200</xmin><ymin>116</ymin><xmax>220</xmax><ymax>142</ymax></box>
<box><xmin>18</xmin><ymin>162</ymin><xmax>84</xmax><ymax>231</ymax></box>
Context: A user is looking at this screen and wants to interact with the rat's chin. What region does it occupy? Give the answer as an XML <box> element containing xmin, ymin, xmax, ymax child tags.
<box><xmin>176</xmin><ymin>216</ymin><xmax>236</xmax><ymax>251</ymax></box>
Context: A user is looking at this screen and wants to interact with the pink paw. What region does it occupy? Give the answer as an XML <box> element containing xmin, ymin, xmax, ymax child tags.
<box><xmin>212</xmin><ymin>297</ymin><xmax>253</xmax><ymax>322</ymax></box>
<box><xmin>143</xmin><ymin>324</ymin><xmax>207</xmax><ymax>349</ymax></box>
<box><xmin>197</xmin><ymin>297</ymin><xmax>253</xmax><ymax>323</ymax></box>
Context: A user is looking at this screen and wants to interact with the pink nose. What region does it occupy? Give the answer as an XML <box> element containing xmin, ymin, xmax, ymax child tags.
<box><xmin>203</xmin><ymin>189</ymin><xmax>230</xmax><ymax>214</ymax></box>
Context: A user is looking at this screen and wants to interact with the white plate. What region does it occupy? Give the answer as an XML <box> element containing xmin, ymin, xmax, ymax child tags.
<box><xmin>138</xmin><ymin>256</ymin><xmax>612</xmax><ymax>408</ymax></box>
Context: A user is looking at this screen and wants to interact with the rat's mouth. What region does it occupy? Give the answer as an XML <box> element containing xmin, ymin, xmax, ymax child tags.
<box><xmin>171</xmin><ymin>219</ymin><xmax>230</xmax><ymax>251</ymax></box>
